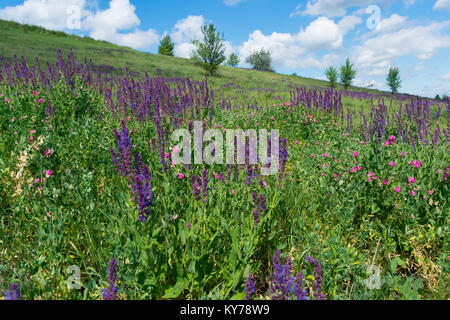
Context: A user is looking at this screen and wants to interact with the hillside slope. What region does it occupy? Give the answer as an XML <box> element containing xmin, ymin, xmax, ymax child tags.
<box><xmin>0</xmin><ymin>18</ymin><xmax>396</xmax><ymax>97</ymax></box>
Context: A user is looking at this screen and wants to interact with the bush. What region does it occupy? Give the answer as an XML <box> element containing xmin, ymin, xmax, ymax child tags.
<box><xmin>245</xmin><ymin>49</ymin><xmax>273</xmax><ymax>72</ymax></box>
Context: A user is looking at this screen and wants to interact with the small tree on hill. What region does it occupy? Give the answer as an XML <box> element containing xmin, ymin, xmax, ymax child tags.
<box><xmin>191</xmin><ymin>23</ymin><xmax>226</xmax><ymax>76</ymax></box>
<box><xmin>227</xmin><ymin>53</ymin><xmax>240</xmax><ymax>67</ymax></box>
<box><xmin>158</xmin><ymin>35</ymin><xmax>175</xmax><ymax>56</ymax></box>
<box><xmin>325</xmin><ymin>66</ymin><xmax>338</xmax><ymax>88</ymax></box>
<box><xmin>245</xmin><ymin>48</ymin><xmax>274</xmax><ymax>72</ymax></box>
<box><xmin>386</xmin><ymin>66</ymin><xmax>401</xmax><ymax>94</ymax></box>
<box><xmin>340</xmin><ymin>58</ymin><xmax>357</xmax><ymax>90</ymax></box>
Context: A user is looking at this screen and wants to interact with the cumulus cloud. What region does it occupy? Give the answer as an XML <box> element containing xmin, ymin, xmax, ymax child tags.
<box><xmin>433</xmin><ymin>0</ymin><xmax>450</xmax><ymax>10</ymax></box>
<box><xmin>238</xmin><ymin>17</ymin><xmax>348</xmax><ymax>70</ymax></box>
<box><xmin>0</xmin><ymin>0</ymin><xmax>89</xmax><ymax>30</ymax></box>
<box><xmin>353</xmin><ymin>20</ymin><xmax>450</xmax><ymax>76</ymax></box>
<box><xmin>170</xmin><ymin>15</ymin><xmax>205</xmax><ymax>58</ymax></box>
<box><xmin>0</xmin><ymin>0</ymin><xmax>160</xmax><ymax>50</ymax></box>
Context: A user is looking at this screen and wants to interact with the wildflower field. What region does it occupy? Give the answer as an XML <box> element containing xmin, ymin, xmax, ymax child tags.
<box><xmin>0</xmin><ymin>50</ymin><xmax>448</xmax><ymax>300</ymax></box>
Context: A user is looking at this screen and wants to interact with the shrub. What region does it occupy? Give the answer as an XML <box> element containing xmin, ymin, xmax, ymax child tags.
<box><xmin>245</xmin><ymin>49</ymin><xmax>274</xmax><ymax>72</ymax></box>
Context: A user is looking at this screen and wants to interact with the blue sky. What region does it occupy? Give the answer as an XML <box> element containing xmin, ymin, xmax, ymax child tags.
<box><xmin>1</xmin><ymin>0</ymin><xmax>449</xmax><ymax>97</ymax></box>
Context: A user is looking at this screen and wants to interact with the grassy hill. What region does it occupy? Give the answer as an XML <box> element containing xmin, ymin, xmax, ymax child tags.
<box><xmin>0</xmin><ymin>18</ymin><xmax>399</xmax><ymax>97</ymax></box>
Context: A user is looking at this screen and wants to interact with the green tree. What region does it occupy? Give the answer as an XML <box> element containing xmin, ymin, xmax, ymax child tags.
<box><xmin>325</xmin><ymin>66</ymin><xmax>338</xmax><ymax>88</ymax></box>
<box><xmin>386</xmin><ymin>66</ymin><xmax>401</xmax><ymax>94</ymax></box>
<box><xmin>245</xmin><ymin>48</ymin><xmax>274</xmax><ymax>72</ymax></box>
<box><xmin>226</xmin><ymin>53</ymin><xmax>240</xmax><ymax>67</ymax></box>
<box><xmin>191</xmin><ymin>24</ymin><xmax>226</xmax><ymax>76</ymax></box>
<box><xmin>340</xmin><ymin>58</ymin><xmax>357</xmax><ymax>90</ymax></box>
<box><xmin>158</xmin><ymin>35</ymin><xmax>175</xmax><ymax>56</ymax></box>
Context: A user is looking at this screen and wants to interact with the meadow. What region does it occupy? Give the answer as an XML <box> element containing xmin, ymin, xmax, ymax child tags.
<box><xmin>0</xmin><ymin>44</ymin><xmax>448</xmax><ymax>300</ymax></box>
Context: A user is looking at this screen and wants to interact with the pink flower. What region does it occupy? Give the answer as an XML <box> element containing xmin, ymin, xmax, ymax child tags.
<box><xmin>395</xmin><ymin>187</ymin><xmax>401</xmax><ymax>193</ymax></box>
<box><xmin>45</xmin><ymin>170</ymin><xmax>52</xmax><ymax>178</ymax></box>
<box><xmin>322</xmin><ymin>153</ymin><xmax>329</xmax><ymax>157</ymax></box>
<box><xmin>368</xmin><ymin>171</ymin><xmax>375</xmax><ymax>177</ymax></box>
<box><xmin>310</xmin><ymin>154</ymin><xmax>314</xmax><ymax>157</ymax></box>
<box><xmin>399</xmin><ymin>152</ymin><xmax>405</xmax><ymax>157</ymax></box>
<box><xmin>34</xmin><ymin>178</ymin><xmax>40</xmax><ymax>184</ymax></box>
<box><xmin>270</xmin><ymin>116</ymin><xmax>275</xmax><ymax>120</ymax></box>
<box><xmin>33</xmin><ymin>91</ymin><xmax>38</xmax><ymax>96</ymax></box>
<box><xmin>427</xmin><ymin>190</ymin><xmax>434</xmax><ymax>195</ymax></box>
<box><xmin>383</xmin><ymin>179</ymin><xmax>389</xmax><ymax>185</ymax></box>
<box><xmin>231</xmin><ymin>189</ymin><xmax>236</xmax><ymax>195</ymax></box>
<box><xmin>410</xmin><ymin>191</ymin><xmax>416</xmax><ymax>196</ymax></box>
<box><xmin>178</xmin><ymin>173</ymin><xmax>184</xmax><ymax>179</ymax></box>
<box><xmin>30</xmin><ymin>129</ymin><xmax>36</xmax><ymax>134</ymax></box>
<box><xmin>29</xmin><ymin>136</ymin><xmax>34</xmax><ymax>141</ymax></box>
<box><xmin>353</xmin><ymin>151</ymin><xmax>358</xmax><ymax>157</ymax></box>
<box><xmin>44</xmin><ymin>149</ymin><xmax>51</xmax><ymax>158</ymax></box>
<box><xmin>172</xmin><ymin>146</ymin><xmax>180</xmax><ymax>154</ymax></box>
<box><xmin>408</xmin><ymin>177</ymin><xmax>416</xmax><ymax>184</ymax></box>
<box><xmin>164</xmin><ymin>153</ymin><xmax>170</xmax><ymax>159</ymax></box>
<box><xmin>37</xmin><ymin>98</ymin><xmax>44</xmax><ymax>104</ymax></box>
<box><xmin>294</xmin><ymin>140</ymin><xmax>299</xmax><ymax>145</ymax></box>
<box><xmin>389</xmin><ymin>161</ymin><xmax>396</xmax><ymax>167</ymax></box>
<box><xmin>437</xmin><ymin>169</ymin><xmax>441</xmax><ymax>173</ymax></box>
<box><xmin>410</xmin><ymin>160</ymin><xmax>422</xmax><ymax>168</ymax></box>
<box><xmin>217</xmin><ymin>124</ymin><xmax>221</xmax><ymax>128</ymax></box>
<box><xmin>389</xmin><ymin>135</ymin><xmax>395</xmax><ymax>142</ymax></box>
<box><xmin>384</xmin><ymin>141</ymin><xmax>390</xmax><ymax>147</ymax></box>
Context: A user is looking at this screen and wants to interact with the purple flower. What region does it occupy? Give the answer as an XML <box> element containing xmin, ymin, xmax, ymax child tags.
<box><xmin>244</xmin><ymin>274</ymin><xmax>255</xmax><ymax>300</ymax></box>
<box><xmin>5</xmin><ymin>282</ymin><xmax>20</xmax><ymax>300</ymax></box>
<box><xmin>103</xmin><ymin>258</ymin><xmax>118</xmax><ymax>300</ymax></box>
<box><xmin>305</xmin><ymin>256</ymin><xmax>326</xmax><ymax>300</ymax></box>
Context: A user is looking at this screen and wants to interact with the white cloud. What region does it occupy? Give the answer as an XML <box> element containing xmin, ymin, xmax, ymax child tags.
<box><xmin>297</xmin><ymin>0</ymin><xmax>386</xmax><ymax>17</ymax></box>
<box><xmin>337</xmin><ymin>15</ymin><xmax>363</xmax><ymax>34</ymax></box>
<box><xmin>440</xmin><ymin>73</ymin><xmax>450</xmax><ymax>80</ymax></box>
<box><xmin>170</xmin><ymin>15</ymin><xmax>205</xmax><ymax>58</ymax></box>
<box><xmin>0</xmin><ymin>0</ymin><xmax>88</xmax><ymax>30</ymax></box>
<box><xmin>238</xmin><ymin>17</ymin><xmax>346</xmax><ymax>70</ymax></box>
<box><xmin>0</xmin><ymin>0</ymin><xmax>160</xmax><ymax>50</ymax></box>
<box><xmin>353</xmin><ymin>20</ymin><xmax>450</xmax><ymax>76</ymax></box>
<box><xmin>223</xmin><ymin>0</ymin><xmax>247</xmax><ymax>6</ymax></box>
<box><xmin>433</xmin><ymin>0</ymin><xmax>450</xmax><ymax>10</ymax></box>
<box><xmin>83</xmin><ymin>0</ymin><xmax>140</xmax><ymax>32</ymax></box>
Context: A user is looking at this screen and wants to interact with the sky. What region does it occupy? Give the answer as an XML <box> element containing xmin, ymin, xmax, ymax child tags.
<box><xmin>0</xmin><ymin>0</ymin><xmax>449</xmax><ymax>97</ymax></box>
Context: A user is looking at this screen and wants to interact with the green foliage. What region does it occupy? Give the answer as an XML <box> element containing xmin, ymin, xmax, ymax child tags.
<box><xmin>226</xmin><ymin>53</ymin><xmax>240</xmax><ymax>67</ymax></box>
<box><xmin>245</xmin><ymin>49</ymin><xmax>274</xmax><ymax>72</ymax></box>
<box><xmin>158</xmin><ymin>35</ymin><xmax>175</xmax><ymax>56</ymax></box>
<box><xmin>191</xmin><ymin>24</ymin><xmax>226</xmax><ymax>76</ymax></box>
<box><xmin>386</xmin><ymin>66</ymin><xmax>402</xmax><ymax>94</ymax></box>
<box><xmin>325</xmin><ymin>66</ymin><xmax>338</xmax><ymax>88</ymax></box>
<box><xmin>340</xmin><ymin>58</ymin><xmax>357</xmax><ymax>89</ymax></box>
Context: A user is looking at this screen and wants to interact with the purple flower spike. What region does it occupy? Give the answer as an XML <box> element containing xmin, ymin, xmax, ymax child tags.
<box><xmin>103</xmin><ymin>258</ymin><xmax>118</xmax><ymax>300</ymax></box>
<box><xmin>5</xmin><ymin>282</ymin><xmax>20</xmax><ymax>300</ymax></box>
<box><xmin>244</xmin><ymin>274</ymin><xmax>255</xmax><ymax>300</ymax></box>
